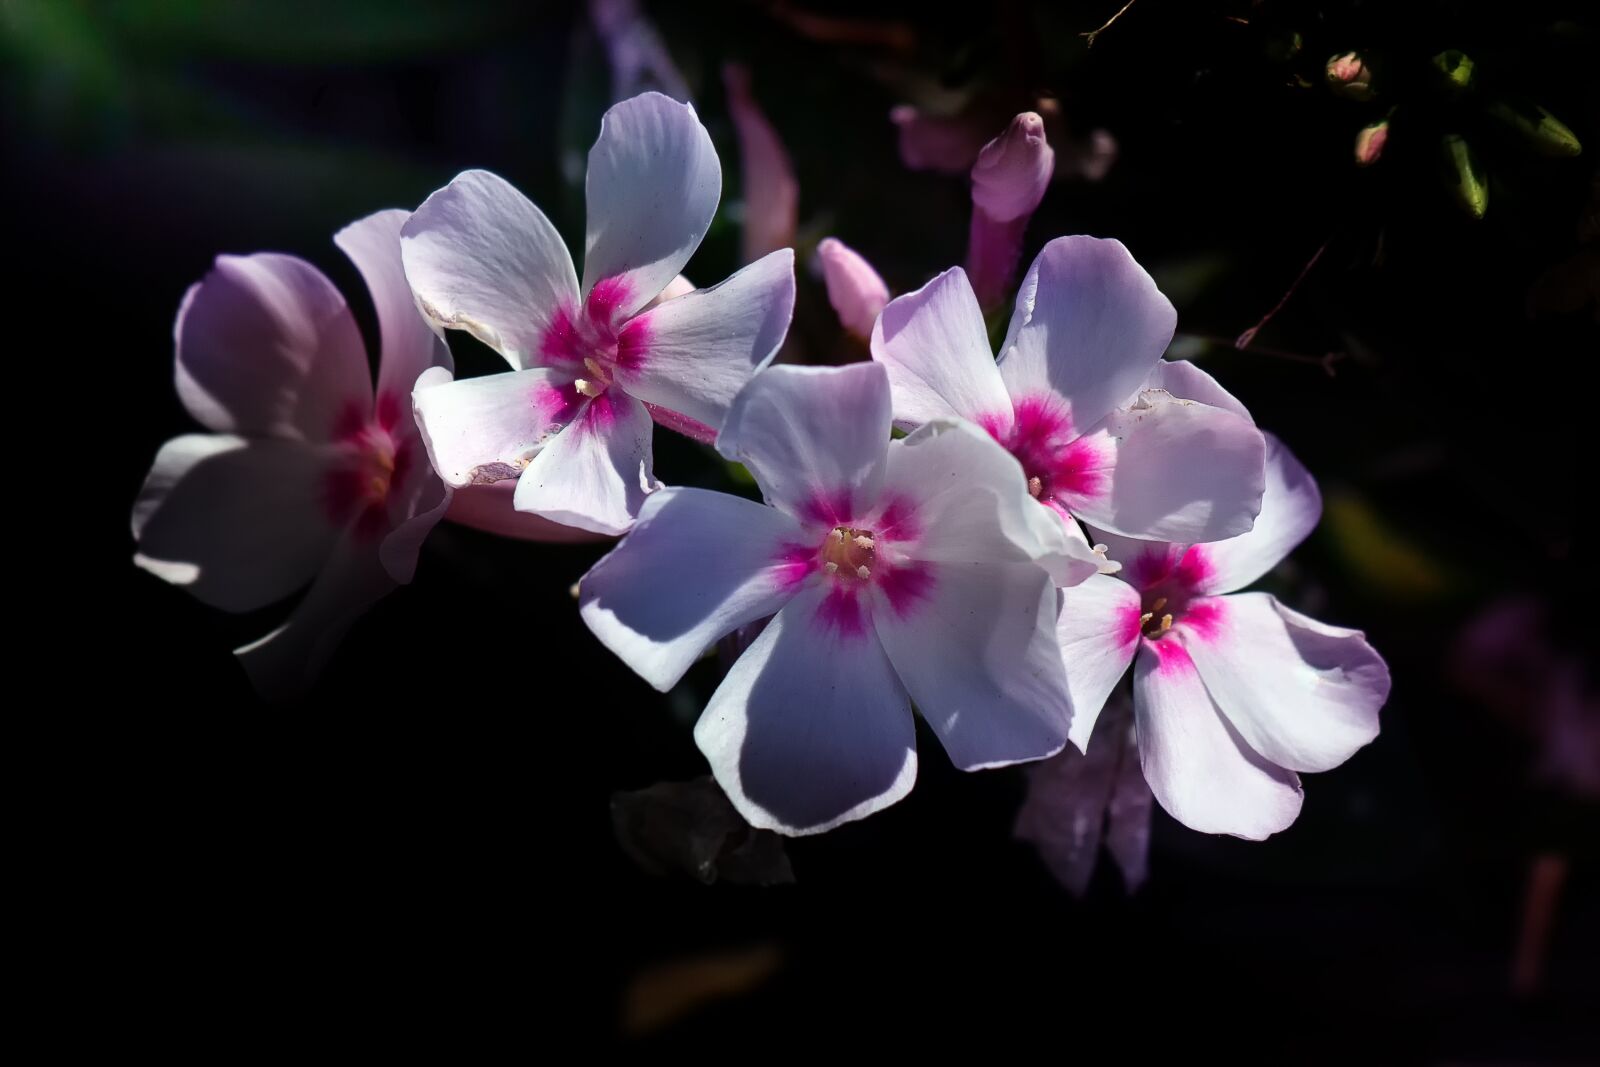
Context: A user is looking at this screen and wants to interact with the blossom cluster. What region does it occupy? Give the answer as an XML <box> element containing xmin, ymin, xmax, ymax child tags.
<box><xmin>133</xmin><ymin>92</ymin><xmax>1389</xmax><ymax>843</ymax></box>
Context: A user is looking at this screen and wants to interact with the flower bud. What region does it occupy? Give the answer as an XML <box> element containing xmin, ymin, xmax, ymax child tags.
<box><xmin>1441</xmin><ymin>134</ymin><xmax>1489</xmax><ymax>219</ymax></box>
<box><xmin>1430</xmin><ymin>49</ymin><xmax>1475</xmax><ymax>95</ymax></box>
<box><xmin>1326</xmin><ymin>51</ymin><xmax>1376</xmax><ymax>101</ymax></box>
<box><xmin>1487</xmin><ymin>99</ymin><xmax>1583</xmax><ymax>158</ymax></box>
<box><xmin>817</xmin><ymin>238</ymin><xmax>890</xmax><ymax>340</ymax></box>
<box><xmin>724</xmin><ymin>63</ymin><xmax>799</xmax><ymax>263</ymax></box>
<box><xmin>970</xmin><ymin>112</ymin><xmax>1055</xmax><ymax>222</ymax></box>
<box><xmin>1355</xmin><ymin>117</ymin><xmax>1390</xmax><ymax>167</ymax></box>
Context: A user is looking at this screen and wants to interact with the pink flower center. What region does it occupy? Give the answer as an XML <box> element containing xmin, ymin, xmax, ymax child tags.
<box><xmin>981</xmin><ymin>395</ymin><xmax>1105</xmax><ymax>511</ymax></box>
<box><xmin>819</xmin><ymin>525</ymin><xmax>879</xmax><ymax>581</ymax></box>
<box><xmin>1127</xmin><ymin>544</ymin><xmax>1215</xmax><ymax>641</ymax></box>
<box><xmin>538</xmin><ymin>277</ymin><xmax>649</xmax><ymax>398</ymax></box>
<box><xmin>324</xmin><ymin>393</ymin><xmax>414</xmax><ymax>540</ymax></box>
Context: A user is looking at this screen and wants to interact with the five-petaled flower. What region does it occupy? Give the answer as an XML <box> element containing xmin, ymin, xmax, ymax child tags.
<box><xmin>404</xmin><ymin>91</ymin><xmax>797</xmax><ymax>535</ymax></box>
<box><xmin>578</xmin><ymin>363</ymin><xmax>1108</xmax><ymax>834</ymax></box>
<box><xmin>1056</xmin><ymin>431</ymin><xmax>1391</xmax><ymax>839</ymax></box>
<box><xmin>872</xmin><ymin>235</ymin><xmax>1267</xmax><ymax>543</ymax></box>
<box><xmin>131</xmin><ymin>210</ymin><xmax>453</xmax><ymax>698</ymax></box>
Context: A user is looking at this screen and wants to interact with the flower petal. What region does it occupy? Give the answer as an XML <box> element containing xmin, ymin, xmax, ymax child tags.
<box><xmin>1133</xmin><ymin>640</ymin><xmax>1303</xmax><ymax>839</ymax></box>
<box><xmin>1146</xmin><ymin>358</ymin><xmax>1252</xmax><ymax>422</ymax></box>
<box><xmin>614</xmin><ymin>249</ymin><xmax>795</xmax><ymax>431</ymax></box>
<box><xmin>694</xmin><ymin>583</ymin><xmax>917</xmax><ymax>835</ymax></box>
<box><xmin>234</xmin><ymin>533</ymin><xmax>394</xmax><ymax>700</ymax></box>
<box><xmin>997</xmin><ymin>236</ymin><xmax>1176</xmax><ymax>433</ymax></box>
<box><xmin>132</xmin><ymin>435</ymin><xmax>337</xmax><ymax>612</ymax></box>
<box><xmin>377</xmin><ymin>463</ymin><xmax>450</xmax><ymax>585</ymax></box>
<box><xmin>881</xmin><ymin>419</ymin><xmax>1099</xmax><ymax>584</ymax></box>
<box><xmin>582</xmin><ymin>92</ymin><xmax>720</xmax><ymax>316</ymax></box>
<box><xmin>817</xmin><ymin>237</ymin><xmax>890</xmax><ymax>340</ymax></box>
<box><xmin>717</xmin><ymin>363</ymin><xmax>890</xmax><ymax>525</ymax></box>
<box><xmin>514</xmin><ymin>391</ymin><xmax>656</xmax><ymax>535</ymax></box>
<box><xmin>443</xmin><ymin>483</ymin><xmax>609</xmax><ymax>542</ymax></box>
<box><xmin>875</xmin><ymin>561</ymin><xmax>1070</xmax><ymax>769</ymax></box>
<box><xmin>1065</xmin><ymin>391</ymin><xmax>1266</xmax><ymax>542</ymax></box>
<box><xmin>335</xmin><ymin>208</ymin><xmax>454</xmax><ymax>401</ymax></box>
<box><xmin>871</xmin><ymin>266</ymin><xmax>1012</xmax><ymax>431</ymax></box>
<box><xmin>1193</xmin><ymin>433</ymin><xmax>1321</xmax><ymax>594</ymax></box>
<box><xmin>410</xmin><ymin>366</ymin><xmax>581</xmax><ymax>489</ymax></box>
<box><xmin>175</xmin><ymin>253</ymin><xmax>371</xmax><ymax>441</ymax></box>
<box><xmin>400</xmin><ymin>169</ymin><xmax>580</xmax><ymax>370</ymax></box>
<box><xmin>1056</xmin><ymin>572</ymin><xmax>1143</xmax><ymax>751</ymax></box>
<box><xmin>580</xmin><ymin>487</ymin><xmax>812</xmax><ymax>690</ymax></box>
<box><xmin>1182</xmin><ymin>593</ymin><xmax>1387</xmax><ymax>773</ymax></box>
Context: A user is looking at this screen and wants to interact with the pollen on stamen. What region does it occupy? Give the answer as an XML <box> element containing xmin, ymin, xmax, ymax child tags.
<box><xmin>853</xmin><ymin>534</ymin><xmax>875</xmax><ymax>550</ymax></box>
<box><xmin>575</xmin><ymin>378</ymin><xmax>603</xmax><ymax>398</ymax></box>
<box><xmin>825</xmin><ymin>562</ymin><xmax>839</xmax><ymax>574</ymax></box>
<box><xmin>1027</xmin><ymin>476</ymin><xmax>1043</xmax><ymax>498</ymax></box>
<box><xmin>856</xmin><ymin>565</ymin><xmax>871</xmax><ymax>580</ymax></box>
<box><xmin>583</xmin><ymin>357</ymin><xmax>606</xmax><ymax>379</ymax></box>
<box><xmin>1159</xmin><ymin>613</ymin><xmax>1173</xmax><ymax>632</ymax></box>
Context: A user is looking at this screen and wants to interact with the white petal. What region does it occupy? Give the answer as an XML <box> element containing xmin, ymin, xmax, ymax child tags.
<box><xmin>443</xmin><ymin>483</ymin><xmax>610</xmax><ymax>542</ymax></box>
<box><xmin>377</xmin><ymin>463</ymin><xmax>450</xmax><ymax>585</ymax></box>
<box><xmin>335</xmin><ymin>208</ymin><xmax>454</xmax><ymax>401</ymax></box>
<box><xmin>1145</xmin><ymin>358</ymin><xmax>1252</xmax><ymax>422</ymax></box>
<box><xmin>132</xmin><ymin>435</ymin><xmax>337</xmax><ymax>612</ymax></box>
<box><xmin>401</xmin><ymin>169</ymin><xmax>580</xmax><ymax>370</ymax></box>
<box><xmin>717</xmin><ymin>363</ymin><xmax>890</xmax><ymax>525</ymax></box>
<box><xmin>175</xmin><ymin>253</ymin><xmax>371</xmax><ymax>441</ymax></box>
<box><xmin>1182</xmin><ymin>593</ymin><xmax>1388</xmax><ymax>773</ymax></box>
<box><xmin>580</xmin><ymin>487</ymin><xmax>812</xmax><ymax>690</ymax></box>
<box><xmin>870</xmin><ymin>266</ymin><xmax>1011</xmax><ymax>431</ymax></box>
<box><xmin>1056</xmin><ymin>572</ymin><xmax>1143</xmax><ymax>751</ymax></box>
<box><xmin>614</xmin><ymin>249</ymin><xmax>795</xmax><ymax>431</ymax></box>
<box><xmin>582</xmin><ymin>92</ymin><xmax>720</xmax><ymax>317</ymax></box>
<box><xmin>410</xmin><ymin>366</ymin><xmax>581</xmax><ymax>488</ymax></box>
<box><xmin>1066</xmin><ymin>391</ymin><xmax>1266</xmax><ymax>542</ymax></box>
<box><xmin>880</xmin><ymin>419</ymin><xmax>1100</xmax><ymax>584</ymax></box>
<box><xmin>1133</xmin><ymin>640</ymin><xmax>1303</xmax><ymax>839</ymax></box>
<box><xmin>997</xmin><ymin>236</ymin><xmax>1176</xmax><ymax>434</ymax></box>
<box><xmin>513</xmin><ymin>391</ymin><xmax>656</xmax><ymax>534</ymax></box>
<box><xmin>875</xmin><ymin>561</ymin><xmax>1071</xmax><ymax>770</ymax></box>
<box><xmin>1192</xmin><ymin>433</ymin><xmax>1322</xmax><ymax>594</ymax></box>
<box><xmin>694</xmin><ymin>583</ymin><xmax>917</xmax><ymax>835</ymax></box>
<box><xmin>235</xmin><ymin>533</ymin><xmax>394</xmax><ymax>700</ymax></box>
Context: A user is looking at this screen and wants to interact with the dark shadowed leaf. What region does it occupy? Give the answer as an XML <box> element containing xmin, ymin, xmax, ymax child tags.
<box><xmin>611</xmin><ymin>776</ymin><xmax>795</xmax><ymax>885</ymax></box>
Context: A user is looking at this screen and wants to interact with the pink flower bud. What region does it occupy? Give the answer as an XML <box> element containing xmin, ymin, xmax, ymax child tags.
<box><xmin>1354</xmin><ymin>118</ymin><xmax>1389</xmax><ymax>166</ymax></box>
<box><xmin>970</xmin><ymin>112</ymin><xmax>1055</xmax><ymax>223</ymax></box>
<box><xmin>817</xmin><ymin>238</ymin><xmax>890</xmax><ymax>340</ymax></box>
<box><xmin>724</xmin><ymin>63</ymin><xmax>798</xmax><ymax>264</ymax></box>
<box><xmin>889</xmin><ymin>104</ymin><xmax>990</xmax><ymax>174</ymax></box>
<box><xmin>1326</xmin><ymin>51</ymin><xmax>1375</xmax><ymax>101</ymax></box>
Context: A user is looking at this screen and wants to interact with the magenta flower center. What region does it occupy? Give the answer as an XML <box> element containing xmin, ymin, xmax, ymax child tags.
<box><xmin>819</xmin><ymin>525</ymin><xmax>879</xmax><ymax>581</ymax></box>
<box><xmin>982</xmin><ymin>395</ymin><xmax>1104</xmax><ymax>509</ymax></box>
<box><xmin>538</xmin><ymin>277</ymin><xmax>649</xmax><ymax>399</ymax></box>
<box><xmin>325</xmin><ymin>393</ymin><xmax>414</xmax><ymax>538</ymax></box>
<box><xmin>1126</xmin><ymin>544</ymin><xmax>1216</xmax><ymax>641</ymax></box>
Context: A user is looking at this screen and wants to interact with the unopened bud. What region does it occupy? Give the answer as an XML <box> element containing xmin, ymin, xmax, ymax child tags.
<box><xmin>1441</xmin><ymin>134</ymin><xmax>1489</xmax><ymax>219</ymax></box>
<box><xmin>817</xmin><ymin>238</ymin><xmax>890</xmax><ymax>340</ymax></box>
<box><xmin>1355</xmin><ymin>117</ymin><xmax>1390</xmax><ymax>167</ymax></box>
<box><xmin>1430</xmin><ymin>50</ymin><xmax>1475</xmax><ymax>95</ymax></box>
<box><xmin>1487</xmin><ymin>99</ymin><xmax>1583</xmax><ymax>158</ymax></box>
<box><xmin>1326</xmin><ymin>52</ymin><xmax>1376</xmax><ymax>101</ymax></box>
<box><xmin>971</xmin><ymin>112</ymin><xmax>1055</xmax><ymax>222</ymax></box>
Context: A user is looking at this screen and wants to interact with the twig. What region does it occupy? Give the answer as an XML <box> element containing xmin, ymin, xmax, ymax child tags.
<box><xmin>1236</xmin><ymin>239</ymin><xmax>1329</xmax><ymax>349</ymax></box>
<box><xmin>1187</xmin><ymin>334</ymin><xmax>1348</xmax><ymax>378</ymax></box>
<box><xmin>1082</xmin><ymin>0</ymin><xmax>1138</xmax><ymax>47</ymax></box>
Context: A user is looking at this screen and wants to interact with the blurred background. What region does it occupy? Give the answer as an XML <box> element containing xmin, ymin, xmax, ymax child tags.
<box><xmin>16</xmin><ymin>0</ymin><xmax>1595</xmax><ymax>1054</ymax></box>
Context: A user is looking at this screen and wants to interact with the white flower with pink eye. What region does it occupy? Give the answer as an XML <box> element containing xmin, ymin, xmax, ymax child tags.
<box><xmin>871</xmin><ymin>235</ymin><xmax>1267</xmax><ymax>543</ymax></box>
<box><xmin>403</xmin><ymin>91</ymin><xmax>797</xmax><ymax>536</ymax></box>
<box><xmin>131</xmin><ymin>210</ymin><xmax>453</xmax><ymax>698</ymax></box>
<box><xmin>578</xmin><ymin>363</ymin><xmax>1108</xmax><ymax>835</ymax></box>
<box><xmin>1056</xmin><ymin>432</ymin><xmax>1391</xmax><ymax>839</ymax></box>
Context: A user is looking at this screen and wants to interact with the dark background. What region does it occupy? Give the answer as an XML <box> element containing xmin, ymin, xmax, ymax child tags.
<box><xmin>15</xmin><ymin>0</ymin><xmax>1595</xmax><ymax>1055</ymax></box>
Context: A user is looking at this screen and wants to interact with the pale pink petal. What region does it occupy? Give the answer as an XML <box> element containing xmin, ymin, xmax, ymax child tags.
<box><xmin>1133</xmin><ymin>640</ymin><xmax>1304</xmax><ymax>839</ymax></box>
<box><xmin>1056</xmin><ymin>572</ymin><xmax>1143</xmax><ymax>751</ymax></box>
<box><xmin>817</xmin><ymin>237</ymin><xmax>890</xmax><ymax>340</ymax></box>
<box><xmin>443</xmin><ymin>483</ymin><xmax>609</xmax><ymax>542</ymax></box>
<box><xmin>1194</xmin><ymin>433</ymin><xmax>1322</xmax><ymax>594</ymax></box>
<box><xmin>410</xmin><ymin>366</ymin><xmax>581</xmax><ymax>488</ymax></box>
<box><xmin>589</xmin><ymin>0</ymin><xmax>691</xmax><ymax>103</ymax></box>
<box><xmin>997</xmin><ymin>236</ymin><xmax>1177</xmax><ymax>433</ymax></box>
<box><xmin>694</xmin><ymin>583</ymin><xmax>917</xmax><ymax>835</ymax></box>
<box><xmin>875</xmin><ymin>561</ymin><xmax>1070</xmax><ymax>769</ymax></box>
<box><xmin>1183</xmin><ymin>593</ymin><xmax>1388</xmax><ymax>773</ymax></box>
<box><xmin>1145</xmin><ymin>359</ymin><xmax>1253</xmax><ymax>423</ymax></box>
<box><xmin>881</xmin><ymin>419</ymin><xmax>1100</xmax><ymax>584</ymax></box>
<box><xmin>335</xmin><ymin>209</ymin><xmax>454</xmax><ymax>401</ymax></box>
<box><xmin>377</xmin><ymin>464</ymin><xmax>450</xmax><ymax>585</ymax></box>
<box><xmin>890</xmin><ymin>104</ymin><xmax>987</xmax><ymax>174</ymax></box>
<box><xmin>614</xmin><ymin>249</ymin><xmax>795</xmax><ymax>431</ymax></box>
<box><xmin>582</xmin><ymin>92</ymin><xmax>720</xmax><ymax>316</ymax></box>
<box><xmin>716</xmin><ymin>363</ymin><xmax>890</xmax><ymax>526</ymax></box>
<box><xmin>1065</xmin><ymin>392</ymin><xmax>1266</xmax><ymax>543</ymax></box>
<box><xmin>234</xmin><ymin>533</ymin><xmax>394</xmax><ymax>701</ymax></box>
<box><xmin>871</xmin><ymin>266</ymin><xmax>1012</xmax><ymax>431</ymax></box>
<box><xmin>644</xmin><ymin>274</ymin><xmax>696</xmax><ymax>308</ymax></box>
<box><xmin>724</xmin><ymin>63</ymin><xmax>799</xmax><ymax>264</ymax></box>
<box><xmin>132</xmin><ymin>435</ymin><xmax>337</xmax><ymax>612</ymax></box>
<box><xmin>175</xmin><ymin>254</ymin><xmax>371</xmax><ymax>441</ymax></box>
<box><xmin>580</xmin><ymin>487</ymin><xmax>812</xmax><ymax>690</ymax></box>
<box><xmin>970</xmin><ymin>112</ymin><xmax>1053</xmax><ymax>223</ymax></box>
<box><xmin>513</xmin><ymin>391</ymin><xmax>656</xmax><ymax>535</ymax></box>
<box><xmin>400</xmin><ymin>169</ymin><xmax>580</xmax><ymax>370</ymax></box>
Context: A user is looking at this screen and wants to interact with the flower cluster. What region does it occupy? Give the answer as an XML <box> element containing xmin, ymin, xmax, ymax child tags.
<box><xmin>133</xmin><ymin>91</ymin><xmax>1388</xmax><ymax>843</ymax></box>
